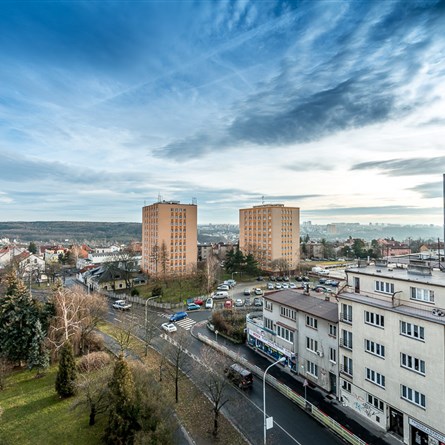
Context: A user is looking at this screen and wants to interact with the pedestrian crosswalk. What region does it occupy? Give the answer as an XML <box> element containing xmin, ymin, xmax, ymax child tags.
<box><xmin>159</xmin><ymin>312</ymin><xmax>196</xmax><ymax>331</ymax></box>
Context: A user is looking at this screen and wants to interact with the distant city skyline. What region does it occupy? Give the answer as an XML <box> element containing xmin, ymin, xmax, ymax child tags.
<box><xmin>1</xmin><ymin>1</ymin><xmax>445</xmax><ymax>226</ymax></box>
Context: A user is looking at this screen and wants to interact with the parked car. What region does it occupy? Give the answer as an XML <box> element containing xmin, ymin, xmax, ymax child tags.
<box><xmin>112</xmin><ymin>300</ymin><xmax>132</xmax><ymax>310</ymax></box>
<box><xmin>194</xmin><ymin>297</ymin><xmax>204</xmax><ymax>305</ymax></box>
<box><xmin>325</xmin><ymin>279</ymin><xmax>339</xmax><ymax>287</ymax></box>
<box><xmin>224</xmin><ymin>363</ymin><xmax>253</xmax><ymax>389</ymax></box>
<box><xmin>267</xmin><ymin>282</ymin><xmax>274</xmax><ymax>290</ymax></box>
<box><xmin>213</xmin><ymin>291</ymin><xmax>229</xmax><ymax>299</ymax></box>
<box><xmin>217</xmin><ymin>284</ymin><xmax>230</xmax><ymax>291</ymax></box>
<box><xmin>205</xmin><ymin>298</ymin><xmax>213</xmax><ymax>309</ymax></box>
<box><xmin>187</xmin><ymin>303</ymin><xmax>201</xmax><ymax>311</ymax></box>
<box><xmin>289</xmin><ymin>282</ymin><xmax>297</xmax><ymax>289</ymax></box>
<box><xmin>169</xmin><ymin>311</ymin><xmax>188</xmax><ymax>322</ymax></box>
<box><xmin>224</xmin><ymin>299</ymin><xmax>233</xmax><ymax>309</ymax></box>
<box><xmin>243</xmin><ymin>288</ymin><xmax>251</xmax><ymax>296</ymax></box>
<box><xmin>226</xmin><ymin>279</ymin><xmax>237</xmax><ymax>287</ymax></box>
<box><xmin>161</xmin><ymin>322</ymin><xmax>177</xmax><ymax>333</ymax></box>
<box><xmin>269</xmin><ymin>276</ymin><xmax>276</xmax><ymax>281</ymax></box>
<box><xmin>254</xmin><ymin>288</ymin><xmax>263</xmax><ymax>295</ymax></box>
<box><xmin>295</xmin><ymin>276</ymin><xmax>303</xmax><ymax>281</ymax></box>
<box><xmin>206</xmin><ymin>321</ymin><xmax>215</xmax><ymax>332</ymax></box>
<box><xmin>253</xmin><ymin>297</ymin><xmax>263</xmax><ymax>307</ymax></box>
<box><xmin>256</xmin><ymin>276</ymin><xmax>264</xmax><ymax>281</ymax></box>
<box><xmin>244</xmin><ymin>297</ymin><xmax>251</xmax><ymax>306</ymax></box>
<box><xmin>302</xmin><ymin>276</ymin><xmax>310</xmax><ymax>282</ymax></box>
<box><xmin>313</xmin><ymin>285</ymin><xmax>332</xmax><ymax>293</ymax></box>
<box><xmin>235</xmin><ymin>298</ymin><xmax>244</xmax><ymax>307</ymax></box>
<box><xmin>275</xmin><ymin>283</ymin><xmax>282</xmax><ymax>289</ymax></box>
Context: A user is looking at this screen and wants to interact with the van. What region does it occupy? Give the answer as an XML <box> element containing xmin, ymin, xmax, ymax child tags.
<box><xmin>169</xmin><ymin>311</ymin><xmax>188</xmax><ymax>322</ymax></box>
<box><xmin>217</xmin><ymin>284</ymin><xmax>230</xmax><ymax>291</ymax></box>
<box><xmin>213</xmin><ymin>291</ymin><xmax>229</xmax><ymax>299</ymax></box>
<box><xmin>224</xmin><ymin>363</ymin><xmax>253</xmax><ymax>389</ymax></box>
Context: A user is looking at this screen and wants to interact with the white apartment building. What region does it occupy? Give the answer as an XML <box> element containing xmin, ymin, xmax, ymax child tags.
<box><xmin>338</xmin><ymin>260</ymin><xmax>445</xmax><ymax>445</ymax></box>
<box><xmin>246</xmin><ymin>290</ymin><xmax>339</xmax><ymax>395</ymax></box>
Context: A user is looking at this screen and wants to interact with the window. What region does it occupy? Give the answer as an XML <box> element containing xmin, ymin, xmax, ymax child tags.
<box><xmin>329</xmin><ymin>324</ymin><xmax>337</xmax><ymax>338</ymax></box>
<box><xmin>306</xmin><ymin>360</ymin><xmax>318</xmax><ymax>378</ymax></box>
<box><xmin>341</xmin><ymin>330</ymin><xmax>353</xmax><ymax>349</ymax></box>
<box><xmin>364</xmin><ymin>311</ymin><xmax>384</xmax><ymax>328</ymax></box>
<box><xmin>306</xmin><ymin>315</ymin><xmax>318</xmax><ymax>329</ymax></box>
<box><xmin>341</xmin><ymin>379</ymin><xmax>351</xmax><ymax>393</ymax></box>
<box><xmin>410</xmin><ymin>287</ymin><xmax>434</xmax><ymax>303</ymax></box>
<box><xmin>277</xmin><ymin>326</ymin><xmax>294</xmax><ymax>343</ymax></box>
<box><xmin>342</xmin><ymin>356</ymin><xmax>353</xmax><ymax>376</ymax></box>
<box><xmin>375</xmin><ymin>280</ymin><xmax>394</xmax><ymax>294</ymax></box>
<box><xmin>400</xmin><ymin>321</ymin><xmax>424</xmax><ymax>340</ymax></box>
<box><xmin>264</xmin><ymin>317</ymin><xmax>274</xmax><ymax>331</ymax></box>
<box><xmin>365</xmin><ymin>339</ymin><xmax>385</xmax><ymax>358</ymax></box>
<box><xmin>401</xmin><ymin>385</ymin><xmax>426</xmax><ymax>408</ymax></box>
<box><xmin>280</xmin><ymin>306</ymin><xmax>297</xmax><ymax>320</ymax></box>
<box><xmin>365</xmin><ymin>368</ymin><xmax>385</xmax><ymax>388</ymax></box>
<box><xmin>401</xmin><ymin>353</ymin><xmax>425</xmax><ymax>375</ymax></box>
<box><xmin>341</xmin><ymin>304</ymin><xmax>352</xmax><ymax>323</ymax></box>
<box><xmin>306</xmin><ymin>337</ymin><xmax>318</xmax><ymax>353</ymax></box>
<box><xmin>329</xmin><ymin>347</ymin><xmax>337</xmax><ymax>363</ymax></box>
<box><xmin>265</xmin><ymin>301</ymin><xmax>273</xmax><ymax>311</ymax></box>
<box><xmin>367</xmin><ymin>394</ymin><xmax>384</xmax><ymax>411</ymax></box>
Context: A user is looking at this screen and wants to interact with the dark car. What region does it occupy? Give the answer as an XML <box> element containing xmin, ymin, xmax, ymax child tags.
<box><xmin>224</xmin><ymin>363</ymin><xmax>253</xmax><ymax>389</ymax></box>
<box><xmin>295</xmin><ymin>276</ymin><xmax>303</xmax><ymax>282</ymax></box>
<box><xmin>256</xmin><ymin>276</ymin><xmax>264</xmax><ymax>281</ymax></box>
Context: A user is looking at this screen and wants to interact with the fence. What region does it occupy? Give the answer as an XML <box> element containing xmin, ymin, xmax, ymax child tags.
<box><xmin>197</xmin><ymin>333</ymin><xmax>367</xmax><ymax>445</ymax></box>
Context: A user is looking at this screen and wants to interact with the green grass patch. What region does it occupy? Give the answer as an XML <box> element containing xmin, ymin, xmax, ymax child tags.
<box><xmin>0</xmin><ymin>367</ymin><xmax>104</xmax><ymax>445</ymax></box>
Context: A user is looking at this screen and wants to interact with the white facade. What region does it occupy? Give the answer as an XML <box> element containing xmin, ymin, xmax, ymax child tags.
<box><xmin>338</xmin><ymin>261</ymin><xmax>445</xmax><ymax>445</ymax></box>
<box><xmin>247</xmin><ymin>290</ymin><xmax>339</xmax><ymax>395</ymax></box>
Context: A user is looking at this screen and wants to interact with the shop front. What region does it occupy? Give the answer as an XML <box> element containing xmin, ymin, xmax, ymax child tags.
<box><xmin>409</xmin><ymin>419</ymin><xmax>445</xmax><ymax>445</ymax></box>
<box><xmin>247</xmin><ymin>328</ymin><xmax>297</xmax><ymax>372</ymax></box>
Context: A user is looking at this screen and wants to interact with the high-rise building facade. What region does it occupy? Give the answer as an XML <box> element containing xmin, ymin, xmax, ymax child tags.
<box><xmin>142</xmin><ymin>200</ymin><xmax>197</xmax><ymax>276</ymax></box>
<box><xmin>239</xmin><ymin>204</ymin><xmax>300</xmax><ymax>273</ymax></box>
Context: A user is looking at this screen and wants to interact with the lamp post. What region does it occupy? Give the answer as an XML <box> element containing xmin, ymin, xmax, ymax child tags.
<box><xmin>144</xmin><ymin>295</ymin><xmax>160</xmax><ymax>356</ymax></box>
<box><xmin>263</xmin><ymin>356</ymin><xmax>286</xmax><ymax>445</ymax></box>
<box><xmin>231</xmin><ymin>271</ymin><xmax>239</xmax><ymax>281</ymax></box>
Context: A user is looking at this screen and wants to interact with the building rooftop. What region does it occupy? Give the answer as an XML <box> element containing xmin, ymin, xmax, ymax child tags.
<box><xmin>346</xmin><ymin>263</ymin><xmax>445</xmax><ymax>287</ymax></box>
<box><xmin>265</xmin><ymin>290</ymin><xmax>338</xmax><ymax>322</ymax></box>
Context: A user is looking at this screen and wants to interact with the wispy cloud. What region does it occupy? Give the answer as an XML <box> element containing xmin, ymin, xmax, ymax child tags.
<box><xmin>351</xmin><ymin>157</ymin><xmax>445</xmax><ymax>176</ymax></box>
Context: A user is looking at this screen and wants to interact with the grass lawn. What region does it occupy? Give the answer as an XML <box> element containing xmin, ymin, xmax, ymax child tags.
<box><xmin>0</xmin><ymin>367</ymin><xmax>105</xmax><ymax>445</ymax></box>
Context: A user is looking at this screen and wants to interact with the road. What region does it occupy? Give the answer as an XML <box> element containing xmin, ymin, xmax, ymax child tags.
<box><xmin>106</xmin><ymin>289</ymin><xmax>344</xmax><ymax>445</ymax></box>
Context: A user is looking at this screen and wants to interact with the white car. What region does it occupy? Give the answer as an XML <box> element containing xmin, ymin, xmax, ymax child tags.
<box><xmin>267</xmin><ymin>282</ymin><xmax>274</xmax><ymax>290</ymax></box>
<box><xmin>275</xmin><ymin>283</ymin><xmax>282</xmax><ymax>289</ymax></box>
<box><xmin>254</xmin><ymin>288</ymin><xmax>263</xmax><ymax>295</ymax></box>
<box><xmin>235</xmin><ymin>298</ymin><xmax>244</xmax><ymax>307</ymax></box>
<box><xmin>281</xmin><ymin>283</ymin><xmax>289</xmax><ymax>289</ymax></box>
<box><xmin>205</xmin><ymin>298</ymin><xmax>213</xmax><ymax>309</ymax></box>
<box><xmin>161</xmin><ymin>322</ymin><xmax>177</xmax><ymax>333</ymax></box>
<box><xmin>289</xmin><ymin>282</ymin><xmax>297</xmax><ymax>289</ymax></box>
<box><xmin>217</xmin><ymin>284</ymin><xmax>230</xmax><ymax>291</ymax></box>
<box><xmin>243</xmin><ymin>288</ymin><xmax>251</xmax><ymax>296</ymax></box>
<box><xmin>112</xmin><ymin>300</ymin><xmax>132</xmax><ymax>310</ymax></box>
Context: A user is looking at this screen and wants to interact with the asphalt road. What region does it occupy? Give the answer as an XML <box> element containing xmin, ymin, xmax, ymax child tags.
<box><xmin>106</xmin><ymin>296</ymin><xmax>344</xmax><ymax>445</ymax></box>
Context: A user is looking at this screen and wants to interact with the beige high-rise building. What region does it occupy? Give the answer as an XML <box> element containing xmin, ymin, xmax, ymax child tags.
<box><xmin>239</xmin><ymin>204</ymin><xmax>300</xmax><ymax>273</ymax></box>
<box><xmin>142</xmin><ymin>200</ymin><xmax>197</xmax><ymax>276</ymax></box>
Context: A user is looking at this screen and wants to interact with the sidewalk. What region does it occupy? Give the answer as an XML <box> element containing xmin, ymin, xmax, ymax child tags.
<box><xmin>192</xmin><ymin>322</ymin><xmax>403</xmax><ymax>445</ymax></box>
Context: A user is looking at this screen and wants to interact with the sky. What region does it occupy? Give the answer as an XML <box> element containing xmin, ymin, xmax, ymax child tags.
<box><xmin>1</xmin><ymin>0</ymin><xmax>445</xmax><ymax>226</ymax></box>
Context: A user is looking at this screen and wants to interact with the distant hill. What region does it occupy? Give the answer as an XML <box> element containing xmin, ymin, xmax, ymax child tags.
<box><xmin>0</xmin><ymin>221</ymin><xmax>142</xmax><ymax>244</ymax></box>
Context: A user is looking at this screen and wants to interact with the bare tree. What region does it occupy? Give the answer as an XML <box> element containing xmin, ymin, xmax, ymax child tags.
<box><xmin>270</xmin><ymin>257</ymin><xmax>290</xmax><ymax>275</ymax></box>
<box><xmin>144</xmin><ymin>308</ymin><xmax>159</xmax><ymax>357</ymax></box>
<box><xmin>165</xmin><ymin>331</ymin><xmax>191</xmax><ymax>403</ymax></box>
<box><xmin>158</xmin><ymin>241</ymin><xmax>169</xmax><ymax>283</ymax></box>
<box><xmin>112</xmin><ymin>311</ymin><xmax>140</xmax><ymax>355</ymax></box>
<box><xmin>200</xmin><ymin>346</ymin><xmax>231</xmax><ymax>438</ymax></box>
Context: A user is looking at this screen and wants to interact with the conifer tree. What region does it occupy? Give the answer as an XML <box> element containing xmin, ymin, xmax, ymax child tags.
<box><xmin>55</xmin><ymin>341</ymin><xmax>77</xmax><ymax>398</ymax></box>
<box><xmin>103</xmin><ymin>355</ymin><xmax>139</xmax><ymax>445</ymax></box>
<box><xmin>27</xmin><ymin>319</ymin><xmax>49</xmax><ymax>376</ymax></box>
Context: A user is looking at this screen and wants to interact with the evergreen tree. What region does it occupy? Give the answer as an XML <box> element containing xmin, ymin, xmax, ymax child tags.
<box><xmin>244</xmin><ymin>253</ymin><xmax>259</xmax><ymax>276</ymax></box>
<box><xmin>103</xmin><ymin>355</ymin><xmax>140</xmax><ymax>445</ymax></box>
<box><xmin>28</xmin><ymin>241</ymin><xmax>37</xmax><ymax>254</ymax></box>
<box><xmin>55</xmin><ymin>341</ymin><xmax>77</xmax><ymax>398</ymax></box>
<box><xmin>224</xmin><ymin>249</ymin><xmax>235</xmax><ymax>273</ymax></box>
<box><xmin>233</xmin><ymin>249</ymin><xmax>245</xmax><ymax>272</ymax></box>
<box><xmin>27</xmin><ymin>319</ymin><xmax>49</xmax><ymax>376</ymax></box>
<box><xmin>0</xmin><ymin>272</ymin><xmax>40</xmax><ymax>365</ymax></box>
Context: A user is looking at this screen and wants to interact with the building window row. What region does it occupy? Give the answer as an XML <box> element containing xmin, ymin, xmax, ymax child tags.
<box><xmin>341</xmin><ymin>330</ymin><xmax>353</xmax><ymax>350</ymax></box>
<box><xmin>364</xmin><ymin>311</ymin><xmax>384</xmax><ymax>328</ymax></box>
<box><xmin>341</xmin><ymin>304</ymin><xmax>352</xmax><ymax>323</ymax></box>
<box><xmin>329</xmin><ymin>324</ymin><xmax>337</xmax><ymax>338</ymax></box>
<box><xmin>401</xmin><ymin>385</ymin><xmax>426</xmax><ymax>408</ymax></box>
<box><xmin>264</xmin><ymin>317</ymin><xmax>274</xmax><ymax>331</ymax></box>
<box><xmin>410</xmin><ymin>287</ymin><xmax>434</xmax><ymax>303</ymax></box>
<box><xmin>401</xmin><ymin>353</ymin><xmax>425</xmax><ymax>375</ymax></box>
<box><xmin>306</xmin><ymin>337</ymin><xmax>318</xmax><ymax>353</ymax></box>
<box><xmin>367</xmin><ymin>394</ymin><xmax>384</xmax><ymax>411</ymax></box>
<box><xmin>374</xmin><ymin>280</ymin><xmax>394</xmax><ymax>294</ymax></box>
<box><xmin>364</xmin><ymin>339</ymin><xmax>385</xmax><ymax>358</ymax></box>
<box><xmin>400</xmin><ymin>321</ymin><xmax>424</xmax><ymax>341</ymax></box>
<box><xmin>280</xmin><ymin>306</ymin><xmax>297</xmax><ymax>320</ymax></box>
<box><xmin>306</xmin><ymin>360</ymin><xmax>318</xmax><ymax>378</ymax></box>
<box><xmin>365</xmin><ymin>368</ymin><xmax>385</xmax><ymax>388</ymax></box>
<box><xmin>306</xmin><ymin>315</ymin><xmax>318</xmax><ymax>329</ymax></box>
<box><xmin>277</xmin><ymin>326</ymin><xmax>294</xmax><ymax>343</ymax></box>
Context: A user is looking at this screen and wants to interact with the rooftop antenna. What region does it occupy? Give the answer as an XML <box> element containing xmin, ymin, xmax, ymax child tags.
<box><xmin>262</xmin><ymin>195</ymin><xmax>265</xmax><ymax>205</ymax></box>
<box><xmin>158</xmin><ymin>192</ymin><xmax>162</xmax><ymax>203</ymax></box>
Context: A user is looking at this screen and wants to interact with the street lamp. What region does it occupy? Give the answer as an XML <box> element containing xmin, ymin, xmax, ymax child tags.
<box><xmin>144</xmin><ymin>295</ymin><xmax>160</xmax><ymax>356</ymax></box>
<box><xmin>231</xmin><ymin>271</ymin><xmax>238</xmax><ymax>281</ymax></box>
<box><xmin>263</xmin><ymin>356</ymin><xmax>286</xmax><ymax>445</ymax></box>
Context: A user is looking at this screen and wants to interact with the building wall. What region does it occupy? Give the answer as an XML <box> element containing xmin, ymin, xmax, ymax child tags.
<box><xmin>338</xmin><ymin>265</ymin><xmax>445</xmax><ymax>444</ymax></box>
<box><xmin>239</xmin><ymin>204</ymin><xmax>300</xmax><ymax>272</ymax></box>
<box><xmin>142</xmin><ymin>201</ymin><xmax>197</xmax><ymax>276</ymax></box>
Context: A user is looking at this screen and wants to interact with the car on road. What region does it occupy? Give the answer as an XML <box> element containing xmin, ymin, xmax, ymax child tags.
<box><xmin>253</xmin><ymin>297</ymin><xmax>263</xmax><ymax>307</ymax></box>
<box><xmin>235</xmin><ymin>298</ymin><xmax>244</xmax><ymax>307</ymax></box>
<box><xmin>187</xmin><ymin>303</ymin><xmax>201</xmax><ymax>311</ymax></box>
<box><xmin>112</xmin><ymin>300</ymin><xmax>132</xmax><ymax>310</ymax></box>
<box><xmin>224</xmin><ymin>363</ymin><xmax>253</xmax><ymax>389</ymax></box>
<box><xmin>243</xmin><ymin>288</ymin><xmax>251</xmax><ymax>296</ymax></box>
<box><xmin>169</xmin><ymin>311</ymin><xmax>188</xmax><ymax>322</ymax></box>
<box><xmin>161</xmin><ymin>322</ymin><xmax>177</xmax><ymax>333</ymax></box>
<box><xmin>205</xmin><ymin>298</ymin><xmax>213</xmax><ymax>309</ymax></box>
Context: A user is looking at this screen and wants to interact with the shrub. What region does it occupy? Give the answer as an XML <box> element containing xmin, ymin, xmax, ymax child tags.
<box><xmin>83</xmin><ymin>332</ymin><xmax>105</xmax><ymax>353</ymax></box>
<box><xmin>130</xmin><ymin>288</ymin><xmax>139</xmax><ymax>296</ymax></box>
<box><xmin>77</xmin><ymin>351</ymin><xmax>112</xmax><ymax>373</ymax></box>
<box><xmin>55</xmin><ymin>341</ymin><xmax>77</xmax><ymax>398</ymax></box>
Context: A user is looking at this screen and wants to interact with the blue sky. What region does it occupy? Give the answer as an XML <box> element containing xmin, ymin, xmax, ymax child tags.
<box><xmin>1</xmin><ymin>0</ymin><xmax>445</xmax><ymax>225</ymax></box>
